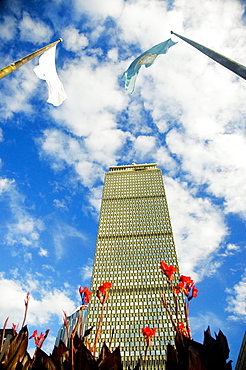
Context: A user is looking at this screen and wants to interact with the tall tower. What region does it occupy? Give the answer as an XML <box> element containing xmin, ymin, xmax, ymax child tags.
<box><xmin>55</xmin><ymin>306</ymin><xmax>88</xmax><ymax>347</ymax></box>
<box><xmin>87</xmin><ymin>163</ymin><xmax>182</xmax><ymax>369</ymax></box>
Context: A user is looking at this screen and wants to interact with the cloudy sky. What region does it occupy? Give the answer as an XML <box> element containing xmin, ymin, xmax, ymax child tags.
<box><xmin>0</xmin><ymin>0</ymin><xmax>245</xmax><ymax>365</ymax></box>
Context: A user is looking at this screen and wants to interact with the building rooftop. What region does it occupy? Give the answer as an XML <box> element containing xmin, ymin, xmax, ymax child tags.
<box><xmin>109</xmin><ymin>163</ymin><xmax>157</xmax><ymax>171</ymax></box>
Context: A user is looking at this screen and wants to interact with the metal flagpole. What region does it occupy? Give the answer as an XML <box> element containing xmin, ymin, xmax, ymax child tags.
<box><xmin>0</xmin><ymin>38</ymin><xmax>63</xmax><ymax>80</ymax></box>
<box><xmin>171</xmin><ymin>31</ymin><xmax>246</xmax><ymax>80</ymax></box>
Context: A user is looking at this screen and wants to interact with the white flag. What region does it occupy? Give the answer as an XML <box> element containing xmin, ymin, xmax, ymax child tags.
<box><xmin>34</xmin><ymin>45</ymin><xmax>68</xmax><ymax>106</ymax></box>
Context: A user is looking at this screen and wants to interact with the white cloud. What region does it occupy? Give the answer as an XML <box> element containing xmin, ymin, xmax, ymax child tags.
<box><xmin>189</xmin><ymin>311</ymin><xmax>225</xmax><ymax>340</ymax></box>
<box><xmin>52</xmin><ymin>222</ymin><xmax>86</xmax><ymax>260</ymax></box>
<box><xmin>74</xmin><ymin>160</ymin><xmax>105</xmax><ymax>188</ymax></box>
<box><xmin>39</xmin><ymin>124</ymin><xmax>129</xmax><ymax>189</ymax></box>
<box><xmin>40</xmin><ymin>129</ymin><xmax>83</xmax><ymax>166</ymax></box>
<box><xmin>80</xmin><ymin>258</ymin><xmax>93</xmax><ymax>282</ymax></box>
<box><xmin>0</xmin><ymin>276</ymin><xmax>76</xmax><ymax>327</ymax></box>
<box><xmin>0</xmin><ymin>177</ymin><xmax>44</xmax><ymax>250</ymax></box>
<box><xmin>29</xmin><ymin>289</ymin><xmax>76</xmax><ymax>325</ymax></box>
<box><xmin>6</xmin><ymin>210</ymin><xmax>43</xmax><ymax>248</ymax></box>
<box><xmin>41</xmin><ymin>333</ymin><xmax>57</xmax><ymax>357</ymax></box>
<box><xmin>118</xmin><ymin>0</ymin><xmax>175</xmax><ymax>46</ymax></box>
<box><xmin>0</xmin><ymin>178</ymin><xmax>14</xmax><ymax>194</ymax></box>
<box><xmin>51</xmin><ymin>56</ymin><xmax>127</xmax><ymax>137</ymax></box>
<box><xmin>74</xmin><ymin>0</ymin><xmax>124</xmax><ymax>19</ymax></box>
<box><xmin>166</xmin><ymin>130</ymin><xmax>246</xmax><ymax>219</ymax></box>
<box><xmin>19</xmin><ymin>11</ymin><xmax>53</xmax><ymax>43</ymax></box>
<box><xmin>0</xmin><ymin>128</ymin><xmax>3</xmax><ymax>142</ymax></box>
<box><xmin>62</xmin><ymin>26</ymin><xmax>89</xmax><ymax>52</ymax></box>
<box><xmin>153</xmin><ymin>146</ymin><xmax>177</xmax><ymax>174</ymax></box>
<box><xmin>165</xmin><ymin>176</ymin><xmax>227</xmax><ymax>282</ymax></box>
<box><xmin>108</xmin><ymin>48</ymin><xmax>119</xmax><ymax>62</ymax></box>
<box><xmin>0</xmin><ymin>67</ymin><xmax>38</xmax><ymax>120</ymax></box>
<box><xmin>38</xmin><ymin>248</ymin><xmax>49</xmax><ymax>257</ymax></box>
<box><xmin>87</xmin><ymin>185</ymin><xmax>103</xmax><ymax>215</ymax></box>
<box><xmin>227</xmin><ymin>244</ymin><xmax>240</xmax><ymax>252</ymax></box>
<box><xmin>53</xmin><ymin>198</ymin><xmax>68</xmax><ymax>211</ymax></box>
<box><xmin>0</xmin><ymin>16</ymin><xmax>17</xmax><ymax>41</ymax></box>
<box><xmin>39</xmin><ymin>129</ymin><xmax>104</xmax><ymax>188</ymax></box>
<box><xmin>173</xmin><ymin>0</ymin><xmax>245</xmax><ymax>55</ymax></box>
<box><xmin>134</xmin><ymin>135</ymin><xmax>156</xmax><ymax>158</ymax></box>
<box><xmin>219</xmin><ymin>243</ymin><xmax>240</xmax><ymax>257</ymax></box>
<box><xmin>84</xmin><ymin>129</ymin><xmax>130</xmax><ymax>166</ymax></box>
<box><xmin>226</xmin><ymin>270</ymin><xmax>246</xmax><ymax>322</ymax></box>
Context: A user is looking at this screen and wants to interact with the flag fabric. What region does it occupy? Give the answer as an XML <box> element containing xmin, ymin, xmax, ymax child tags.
<box><xmin>34</xmin><ymin>45</ymin><xmax>68</xmax><ymax>106</ymax></box>
<box><xmin>0</xmin><ymin>38</ymin><xmax>62</xmax><ymax>80</ymax></box>
<box><xmin>171</xmin><ymin>31</ymin><xmax>246</xmax><ymax>81</ymax></box>
<box><xmin>122</xmin><ymin>38</ymin><xmax>177</xmax><ymax>93</ymax></box>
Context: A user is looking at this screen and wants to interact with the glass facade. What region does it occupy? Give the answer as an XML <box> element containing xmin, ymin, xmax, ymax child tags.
<box><xmin>55</xmin><ymin>306</ymin><xmax>88</xmax><ymax>347</ymax></box>
<box><xmin>236</xmin><ymin>331</ymin><xmax>246</xmax><ymax>370</ymax></box>
<box><xmin>87</xmin><ymin>163</ymin><xmax>183</xmax><ymax>369</ymax></box>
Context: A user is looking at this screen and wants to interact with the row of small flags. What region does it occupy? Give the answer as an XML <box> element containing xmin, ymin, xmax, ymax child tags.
<box><xmin>1</xmin><ymin>31</ymin><xmax>246</xmax><ymax>107</ymax></box>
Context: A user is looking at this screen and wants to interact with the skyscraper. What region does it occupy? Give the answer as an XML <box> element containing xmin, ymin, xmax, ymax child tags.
<box><xmin>236</xmin><ymin>331</ymin><xmax>246</xmax><ymax>370</ymax></box>
<box><xmin>55</xmin><ymin>306</ymin><xmax>88</xmax><ymax>347</ymax></box>
<box><xmin>87</xmin><ymin>163</ymin><xmax>183</xmax><ymax>369</ymax></box>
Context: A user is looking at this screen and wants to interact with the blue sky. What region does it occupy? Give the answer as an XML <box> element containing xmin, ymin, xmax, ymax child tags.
<box><xmin>0</xmin><ymin>0</ymin><xmax>245</xmax><ymax>366</ymax></box>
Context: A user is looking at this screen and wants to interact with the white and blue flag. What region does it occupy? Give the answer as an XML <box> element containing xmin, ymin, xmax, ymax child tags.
<box><xmin>122</xmin><ymin>38</ymin><xmax>177</xmax><ymax>93</ymax></box>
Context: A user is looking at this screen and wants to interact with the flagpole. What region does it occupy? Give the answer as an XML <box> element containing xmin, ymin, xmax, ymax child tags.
<box><xmin>170</xmin><ymin>31</ymin><xmax>246</xmax><ymax>80</ymax></box>
<box><xmin>0</xmin><ymin>38</ymin><xmax>63</xmax><ymax>80</ymax></box>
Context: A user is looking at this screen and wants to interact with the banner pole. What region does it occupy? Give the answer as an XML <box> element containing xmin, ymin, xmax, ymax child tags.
<box><xmin>0</xmin><ymin>38</ymin><xmax>63</xmax><ymax>80</ymax></box>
